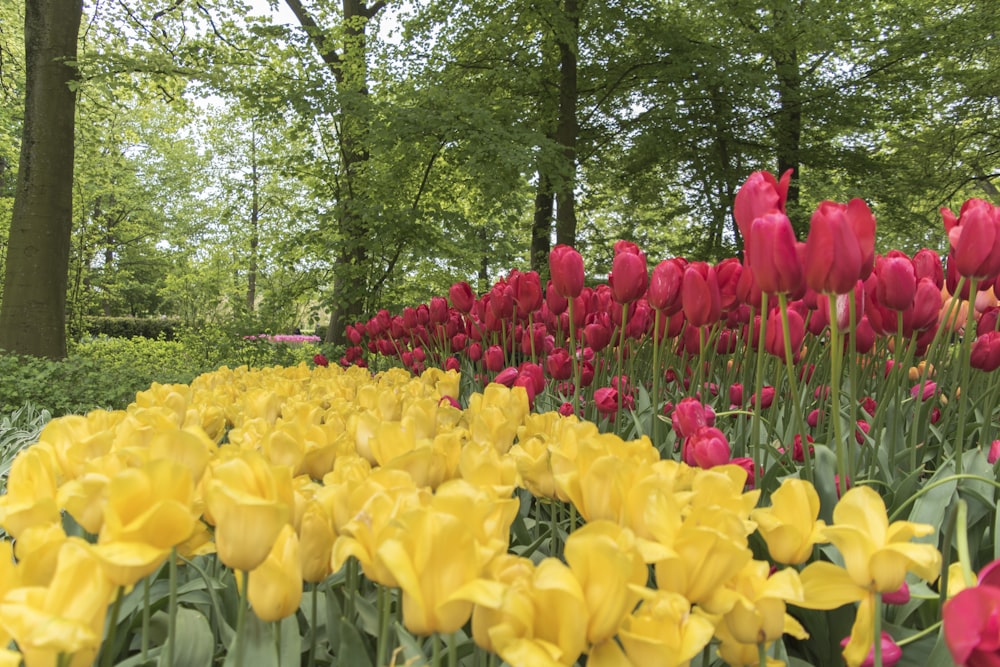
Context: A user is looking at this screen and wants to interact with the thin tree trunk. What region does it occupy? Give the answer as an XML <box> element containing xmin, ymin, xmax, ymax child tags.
<box><xmin>554</xmin><ymin>0</ymin><xmax>579</xmax><ymax>248</ymax></box>
<box><xmin>0</xmin><ymin>0</ymin><xmax>82</xmax><ymax>358</ymax></box>
<box><xmin>530</xmin><ymin>171</ymin><xmax>554</xmax><ymax>274</ymax></box>
<box><xmin>247</xmin><ymin>126</ymin><xmax>260</xmax><ymax>313</ymax></box>
<box><xmin>772</xmin><ymin>2</ymin><xmax>802</xmax><ymax>234</ymax></box>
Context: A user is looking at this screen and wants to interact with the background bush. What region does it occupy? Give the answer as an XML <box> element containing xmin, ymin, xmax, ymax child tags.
<box><xmin>81</xmin><ymin>316</ymin><xmax>182</xmax><ymax>340</ymax></box>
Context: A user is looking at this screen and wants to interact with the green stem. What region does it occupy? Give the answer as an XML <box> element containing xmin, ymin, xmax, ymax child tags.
<box><xmin>377</xmin><ymin>585</ymin><xmax>393</xmax><ymax>667</ymax></box>
<box><xmin>165</xmin><ymin>547</ymin><xmax>178</xmax><ymax>667</ymax></box>
<box><xmin>431</xmin><ymin>633</ymin><xmax>442</xmax><ymax>667</ymax></box>
<box><xmin>345</xmin><ymin>557</ymin><xmax>359</xmax><ymax>620</ymax></box>
<box><xmin>99</xmin><ymin>586</ymin><xmax>125</xmax><ymax>667</ymax></box>
<box><xmin>751</xmin><ymin>294</ymin><xmax>770</xmax><ymax>474</ymax></box>
<box><xmin>955</xmin><ymin>294</ymin><xmax>977</xmax><ymax>475</ymax></box>
<box><xmin>142</xmin><ymin>576</ymin><xmax>151</xmax><ymax>660</ymax></box>
<box><xmin>651</xmin><ymin>310</ymin><xmax>663</xmax><ymax>445</ymax></box>
<box><xmin>616</xmin><ymin>302</ymin><xmax>628</xmax><ymax>432</ymax></box>
<box><xmin>873</xmin><ymin>593</ymin><xmax>883</xmax><ymax>667</ymax></box>
<box><xmin>828</xmin><ymin>294</ymin><xmax>847</xmax><ymax>495</ymax></box>
<box><xmin>568</xmin><ymin>298</ymin><xmax>581</xmax><ymax>415</ymax></box>
<box><xmin>448</xmin><ymin>632</ymin><xmax>458</xmax><ymax>667</ymax></box>
<box><xmin>956</xmin><ymin>498</ymin><xmax>977</xmax><ymax>587</ymax></box>
<box><xmin>308</xmin><ymin>582</ymin><xmax>319</xmax><ymax>667</ymax></box>
<box><xmin>758</xmin><ymin>641</ymin><xmax>768</xmax><ymax>667</ymax></box>
<box><xmin>778</xmin><ymin>293</ymin><xmax>812</xmax><ymax>482</ymax></box>
<box><xmin>234</xmin><ymin>569</ymin><xmax>250</xmax><ymax>667</ymax></box>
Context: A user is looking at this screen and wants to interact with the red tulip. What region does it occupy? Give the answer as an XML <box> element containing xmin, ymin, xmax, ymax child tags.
<box><xmin>840</xmin><ymin>632</ymin><xmax>902</xmax><ymax>667</ymax></box>
<box><xmin>549</xmin><ymin>244</ymin><xmax>585</xmax><ymax>298</ymax></box>
<box><xmin>853</xmin><ymin>315</ymin><xmax>876</xmax><ymax>354</ymax></box>
<box><xmin>313</xmin><ymin>353</ymin><xmax>329</xmax><ymax>367</ymax></box>
<box><xmin>730</xmin><ymin>456</ymin><xmax>758</xmax><ymax>489</ymax></box>
<box><xmin>484</xmin><ymin>345</ymin><xmax>505</xmax><ymax>372</ymax></box>
<box><xmin>494</xmin><ymin>366</ymin><xmax>518</xmax><ymax>387</ymax></box>
<box><xmin>748</xmin><ymin>211</ymin><xmax>803</xmax><ymax>295</ymax></box>
<box><xmin>546</xmin><ymin>348</ymin><xmax>572</xmax><ymax>381</ymax></box>
<box><xmin>943</xmin><ymin>198</ymin><xmax>1000</xmax><ymax>280</ymax></box>
<box><xmin>648</xmin><ymin>258</ymin><xmax>685</xmax><ymax>314</ymax></box>
<box><xmin>728</xmin><ymin>383</ymin><xmax>744</xmax><ymax>407</ymax></box>
<box><xmin>682</xmin><ymin>426</ymin><xmax>731</xmax><ymax>469</ymax></box>
<box><xmin>804</xmin><ymin>199</ymin><xmax>875</xmax><ymax>294</ymax></box>
<box><xmin>972</xmin><ymin>331</ymin><xmax>1000</xmax><ymax>372</ymax></box>
<box><xmin>510</xmin><ymin>270</ymin><xmax>543</xmax><ymax>316</ymax></box>
<box><xmin>750</xmin><ymin>386</ymin><xmax>776</xmax><ymax>409</ymax></box>
<box><xmin>733</xmin><ymin>170</ymin><xmax>792</xmax><ymax>254</ymax></box>
<box><xmin>545</xmin><ymin>281</ymin><xmax>568</xmax><ymax>316</ymax></box>
<box><xmin>444</xmin><ymin>357</ymin><xmax>460</xmax><ymax>372</ymax></box>
<box><xmin>593</xmin><ymin>387</ymin><xmax>619</xmax><ymax>416</ymax></box>
<box><xmin>989</xmin><ymin>440</ymin><xmax>1000</xmax><ymax>465</ymax></box>
<box><xmin>876</xmin><ymin>254</ymin><xmax>917</xmax><ymax>311</ymax></box>
<box><xmin>764</xmin><ymin>307</ymin><xmax>804</xmax><ymax>360</ymax></box>
<box><xmin>681</xmin><ymin>262</ymin><xmax>722</xmax><ymax>327</ymax></box>
<box><xmin>904</xmin><ymin>278</ymin><xmax>943</xmax><ymax>334</ymax></box>
<box><xmin>944</xmin><ymin>558</ymin><xmax>1000</xmax><ymax>667</ymax></box>
<box><xmin>609</xmin><ymin>246</ymin><xmax>648</xmax><ymax>305</ymax></box>
<box><xmin>913</xmin><ymin>248</ymin><xmax>944</xmax><ymax>289</ymax></box>
<box><xmin>671</xmin><ymin>397</ymin><xmax>715</xmax><ymax>439</ymax></box>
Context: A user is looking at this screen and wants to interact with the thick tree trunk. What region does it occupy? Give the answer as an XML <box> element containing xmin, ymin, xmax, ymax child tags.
<box><xmin>772</xmin><ymin>2</ymin><xmax>803</xmax><ymax>234</ymax></box>
<box><xmin>554</xmin><ymin>0</ymin><xmax>579</xmax><ymax>248</ymax></box>
<box><xmin>286</xmin><ymin>0</ymin><xmax>382</xmax><ymax>345</ymax></box>
<box><xmin>530</xmin><ymin>171</ymin><xmax>554</xmax><ymax>274</ymax></box>
<box><xmin>0</xmin><ymin>0</ymin><xmax>82</xmax><ymax>358</ymax></box>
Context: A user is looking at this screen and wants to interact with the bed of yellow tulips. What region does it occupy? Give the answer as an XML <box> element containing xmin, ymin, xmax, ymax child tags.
<box><xmin>0</xmin><ymin>365</ymin><xmax>952</xmax><ymax>666</ymax></box>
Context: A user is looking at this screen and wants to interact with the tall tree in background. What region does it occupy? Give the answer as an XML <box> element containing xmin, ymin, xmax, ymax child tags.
<box><xmin>0</xmin><ymin>0</ymin><xmax>82</xmax><ymax>358</ymax></box>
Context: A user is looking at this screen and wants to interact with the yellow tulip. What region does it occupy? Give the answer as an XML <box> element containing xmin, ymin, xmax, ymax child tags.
<box><xmin>613</xmin><ymin>590</ymin><xmax>715</xmax><ymax>667</ymax></box>
<box><xmin>471</xmin><ymin>554</ymin><xmax>535</xmax><ymax>654</ymax></box>
<box><xmin>458</xmin><ymin>440</ymin><xmax>520</xmax><ymax>497</ymax></box>
<box><xmin>431</xmin><ymin>480</ymin><xmax>519</xmax><ymax>564</ymax></box>
<box><xmin>492</xmin><ymin>558</ymin><xmax>590</xmax><ymax>667</ymax></box>
<box><xmin>508</xmin><ymin>431</ymin><xmax>558</xmax><ymax>500</ymax></box>
<box><xmin>298</xmin><ymin>498</ymin><xmax>335</xmax><ymax>583</ymax></box>
<box><xmin>0</xmin><ymin>649</ymin><xmax>21</xmax><ymax>667</ymax></box>
<box><xmin>376</xmin><ymin>507</ymin><xmax>503</xmax><ymax>635</ymax></box>
<box><xmin>0</xmin><ymin>539</ymin><xmax>115</xmax><ymax>667</ymax></box>
<box><xmin>751</xmin><ymin>478</ymin><xmax>828</xmax><ymax>565</ymax></box>
<box><xmin>100</xmin><ymin>459</ymin><xmax>197</xmax><ymax>549</ymax></box>
<box><xmin>147</xmin><ymin>427</ymin><xmax>216</xmax><ymax>483</ymax></box>
<box><xmin>465</xmin><ymin>383</ymin><xmax>531</xmax><ymax>453</ymax></box>
<box><xmin>57</xmin><ymin>472</ymin><xmax>110</xmax><ymax>535</ymax></box>
<box><xmin>821</xmin><ymin>485</ymin><xmax>941</xmax><ymax>593</ymax></box>
<box><xmin>38</xmin><ymin>413</ymin><xmax>115</xmax><ymax>480</ymax></box>
<box><xmin>719</xmin><ymin>560</ymin><xmax>808</xmax><ymax>646</ymax></box>
<box><xmin>0</xmin><ymin>444</ymin><xmax>61</xmax><ymax>538</ymax></box>
<box><xmin>204</xmin><ymin>450</ymin><xmax>294</xmax><ymax>571</ymax></box>
<box><xmin>248</xmin><ymin>524</ymin><xmax>303</xmax><ymax>621</ymax></box>
<box><xmin>90</xmin><ymin>540</ymin><xmax>170</xmax><ymax>587</ymax></box>
<box><xmin>564</xmin><ymin>521</ymin><xmax>648</xmax><ymax>646</ymax></box>
<box><xmin>14</xmin><ymin>523</ymin><xmax>67</xmax><ymax>586</ymax></box>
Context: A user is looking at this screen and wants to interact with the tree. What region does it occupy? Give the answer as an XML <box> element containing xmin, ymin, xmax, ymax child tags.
<box><xmin>0</xmin><ymin>0</ymin><xmax>82</xmax><ymax>358</ymax></box>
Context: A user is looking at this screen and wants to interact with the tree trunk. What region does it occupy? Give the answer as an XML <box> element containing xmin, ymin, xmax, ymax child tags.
<box><xmin>285</xmin><ymin>0</ymin><xmax>383</xmax><ymax>345</ymax></box>
<box><xmin>530</xmin><ymin>171</ymin><xmax>554</xmax><ymax>274</ymax></box>
<box><xmin>247</xmin><ymin>126</ymin><xmax>260</xmax><ymax>313</ymax></box>
<box><xmin>554</xmin><ymin>0</ymin><xmax>579</xmax><ymax>248</ymax></box>
<box><xmin>0</xmin><ymin>0</ymin><xmax>82</xmax><ymax>358</ymax></box>
<box><xmin>771</xmin><ymin>2</ymin><xmax>803</xmax><ymax>234</ymax></box>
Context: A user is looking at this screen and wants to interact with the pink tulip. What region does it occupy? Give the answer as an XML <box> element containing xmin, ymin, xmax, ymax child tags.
<box><xmin>733</xmin><ymin>170</ymin><xmax>792</xmax><ymax>255</ymax></box>
<box><xmin>748</xmin><ymin>211</ymin><xmax>803</xmax><ymax>295</ymax></box>
<box><xmin>550</xmin><ymin>245</ymin><xmax>585</xmax><ymax>298</ymax></box>
<box><xmin>683</xmin><ymin>426</ymin><xmax>731</xmax><ymax>469</ymax></box>
<box><xmin>609</xmin><ymin>242</ymin><xmax>648</xmax><ymax>304</ymax></box>
<box><xmin>943</xmin><ymin>198</ymin><xmax>1000</xmax><ymax>280</ymax></box>
<box><xmin>648</xmin><ymin>258</ymin><xmax>686</xmax><ymax>314</ymax></box>
<box><xmin>944</xmin><ymin>559</ymin><xmax>1000</xmax><ymax>667</ymax></box>
<box><xmin>972</xmin><ymin>331</ymin><xmax>1000</xmax><ymax>372</ymax></box>
<box><xmin>681</xmin><ymin>262</ymin><xmax>722</xmax><ymax>327</ymax></box>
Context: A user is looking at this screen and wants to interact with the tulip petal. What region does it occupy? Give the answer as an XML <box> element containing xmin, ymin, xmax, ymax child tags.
<box><xmin>798</xmin><ymin>562</ymin><xmax>867</xmax><ymax>609</ymax></box>
<box><xmin>842</xmin><ymin>594</ymin><xmax>875</xmax><ymax>667</ymax></box>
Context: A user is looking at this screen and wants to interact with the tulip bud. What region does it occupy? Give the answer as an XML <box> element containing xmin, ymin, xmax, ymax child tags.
<box><xmin>550</xmin><ymin>244</ymin><xmax>585</xmax><ymax>298</ymax></box>
<box><xmin>876</xmin><ymin>255</ymin><xmax>917</xmax><ymax>311</ymax></box>
<box><xmin>681</xmin><ymin>262</ymin><xmax>722</xmax><ymax>327</ymax></box>
<box><xmin>733</xmin><ymin>170</ymin><xmax>792</xmax><ymax>254</ymax></box>
<box><xmin>748</xmin><ymin>211</ymin><xmax>803</xmax><ymax>295</ymax></box>
<box><xmin>648</xmin><ymin>258</ymin><xmax>685</xmax><ymax>314</ymax></box>
<box><xmin>682</xmin><ymin>426</ymin><xmax>731</xmax><ymax>469</ymax></box>
<box><xmin>971</xmin><ymin>331</ymin><xmax>1000</xmax><ymax>372</ymax></box>
<box><xmin>594</xmin><ymin>387</ymin><xmax>619</xmax><ymax>416</ymax></box>
<box><xmin>609</xmin><ymin>244</ymin><xmax>648</xmax><ymax>304</ymax></box>
<box><xmin>943</xmin><ymin>198</ymin><xmax>1000</xmax><ymax>280</ymax></box>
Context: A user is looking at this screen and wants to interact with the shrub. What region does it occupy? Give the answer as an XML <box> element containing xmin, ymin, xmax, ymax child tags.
<box><xmin>82</xmin><ymin>316</ymin><xmax>181</xmax><ymax>340</ymax></box>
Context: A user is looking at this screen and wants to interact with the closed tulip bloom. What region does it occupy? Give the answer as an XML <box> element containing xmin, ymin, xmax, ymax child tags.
<box><xmin>943</xmin><ymin>198</ymin><xmax>1000</xmax><ymax>279</ymax></box>
<box><xmin>764</xmin><ymin>307</ymin><xmax>805</xmax><ymax>360</ymax></box>
<box><xmin>550</xmin><ymin>244</ymin><xmax>585</xmax><ymax>298</ymax></box>
<box><xmin>751</xmin><ymin>479</ymin><xmax>827</xmax><ymax>565</ymax></box>
<box><xmin>913</xmin><ymin>247</ymin><xmax>945</xmax><ymax>288</ymax></box>
<box><xmin>972</xmin><ymin>331</ymin><xmax>1000</xmax><ymax>372</ymax></box>
<box><xmin>804</xmin><ymin>200</ymin><xmax>870</xmax><ymax>294</ymax></box>
<box><xmin>682</xmin><ymin>426</ymin><xmax>731</xmax><ymax>469</ymax></box>
<box><xmin>671</xmin><ymin>397</ymin><xmax>715</xmax><ymax>439</ymax></box>
<box><xmin>584</xmin><ymin>319</ymin><xmax>612</xmax><ymax>352</ymax></box>
<box><xmin>681</xmin><ymin>262</ymin><xmax>722</xmax><ymax>327</ymax></box>
<box><xmin>510</xmin><ymin>270</ymin><xmax>543</xmax><ymax>316</ymax></box>
<box><xmin>733</xmin><ymin>170</ymin><xmax>792</xmax><ymax>254</ymax></box>
<box><xmin>204</xmin><ymin>450</ymin><xmax>294</xmax><ymax>572</ymax></box>
<box><xmin>593</xmin><ymin>387</ymin><xmax>619</xmax><ymax>416</ymax></box>
<box><xmin>248</xmin><ymin>524</ymin><xmax>303</xmax><ymax>622</ymax></box>
<box><xmin>609</xmin><ymin>246</ymin><xmax>648</xmax><ymax>304</ymax></box>
<box><xmin>546</xmin><ymin>347</ymin><xmax>572</xmax><ymax>381</ymax></box>
<box><xmin>648</xmin><ymin>259</ymin><xmax>685</xmax><ymax>314</ymax></box>
<box><xmin>876</xmin><ymin>254</ymin><xmax>917</xmax><ymax>311</ymax></box>
<box><xmin>905</xmin><ymin>278</ymin><xmax>943</xmax><ymax>333</ymax></box>
<box><xmin>613</xmin><ymin>590</ymin><xmax>715</xmax><ymax>667</ymax></box>
<box><xmin>564</xmin><ymin>521</ymin><xmax>648</xmax><ymax>645</ymax></box>
<box><xmin>298</xmin><ymin>499</ymin><xmax>335</xmax><ymax>583</ymax></box>
<box><xmin>484</xmin><ymin>344</ymin><xmax>505</xmax><ymax>372</ymax></box>
<box><xmin>448</xmin><ymin>281</ymin><xmax>476</xmax><ymax>313</ymax></box>
<box><xmin>376</xmin><ymin>508</ymin><xmax>503</xmax><ymax>635</ymax></box>
<box><xmin>748</xmin><ymin>211</ymin><xmax>802</xmax><ymax>295</ymax></box>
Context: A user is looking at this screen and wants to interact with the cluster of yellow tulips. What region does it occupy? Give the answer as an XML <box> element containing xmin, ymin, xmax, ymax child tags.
<box><xmin>0</xmin><ymin>364</ymin><xmax>943</xmax><ymax>667</ymax></box>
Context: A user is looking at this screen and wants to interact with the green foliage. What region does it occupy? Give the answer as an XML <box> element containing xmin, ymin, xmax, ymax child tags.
<box><xmin>0</xmin><ymin>401</ymin><xmax>51</xmax><ymax>495</ymax></box>
<box><xmin>82</xmin><ymin>316</ymin><xmax>182</xmax><ymax>340</ymax></box>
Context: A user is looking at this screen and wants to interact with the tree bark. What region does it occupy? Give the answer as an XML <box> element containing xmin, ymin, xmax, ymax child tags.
<box><xmin>554</xmin><ymin>0</ymin><xmax>579</xmax><ymax>248</ymax></box>
<box><xmin>771</xmin><ymin>2</ymin><xmax>803</xmax><ymax>234</ymax></box>
<box><xmin>285</xmin><ymin>0</ymin><xmax>382</xmax><ymax>345</ymax></box>
<box><xmin>0</xmin><ymin>0</ymin><xmax>82</xmax><ymax>358</ymax></box>
<box><xmin>530</xmin><ymin>171</ymin><xmax>554</xmax><ymax>274</ymax></box>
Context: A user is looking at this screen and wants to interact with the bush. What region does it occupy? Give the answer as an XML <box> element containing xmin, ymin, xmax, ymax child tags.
<box><xmin>82</xmin><ymin>316</ymin><xmax>181</xmax><ymax>340</ymax></box>
<box><xmin>0</xmin><ymin>337</ymin><xmax>207</xmax><ymax>415</ymax></box>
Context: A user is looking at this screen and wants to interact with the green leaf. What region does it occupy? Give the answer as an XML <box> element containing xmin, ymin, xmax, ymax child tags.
<box><xmin>157</xmin><ymin>608</ymin><xmax>214</xmax><ymax>667</ymax></box>
<box><xmin>278</xmin><ymin>614</ymin><xmax>302</xmax><ymax>667</ymax></box>
<box><xmin>392</xmin><ymin>620</ymin><xmax>426</xmax><ymax>666</ymax></box>
<box><xmin>908</xmin><ymin>461</ymin><xmax>958</xmax><ymax>544</ymax></box>
<box><xmin>222</xmin><ymin>612</ymin><xmax>278</xmax><ymax>667</ymax></box>
<box><xmin>338</xmin><ymin>616</ymin><xmax>374</xmax><ymax>667</ymax></box>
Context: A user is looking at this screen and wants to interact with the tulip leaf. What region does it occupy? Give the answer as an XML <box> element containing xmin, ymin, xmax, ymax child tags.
<box><xmin>810</xmin><ymin>444</ymin><xmax>839</xmax><ymax>524</ymax></box>
<box><xmin>392</xmin><ymin>620</ymin><xmax>426</xmax><ymax>665</ymax></box>
<box><xmin>907</xmin><ymin>461</ymin><xmax>957</xmax><ymax>544</ymax></box>
<box><xmin>354</xmin><ymin>589</ymin><xmax>380</xmax><ymax>636</ymax></box>
<box><xmin>338</xmin><ymin>615</ymin><xmax>374</xmax><ymax>667</ymax></box>
<box><xmin>157</xmin><ymin>608</ymin><xmax>214</xmax><ymax>667</ymax></box>
<box><xmin>221</xmin><ymin>612</ymin><xmax>278</xmax><ymax>667</ymax></box>
<box><xmin>278</xmin><ymin>614</ymin><xmax>302</xmax><ymax>667</ymax></box>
